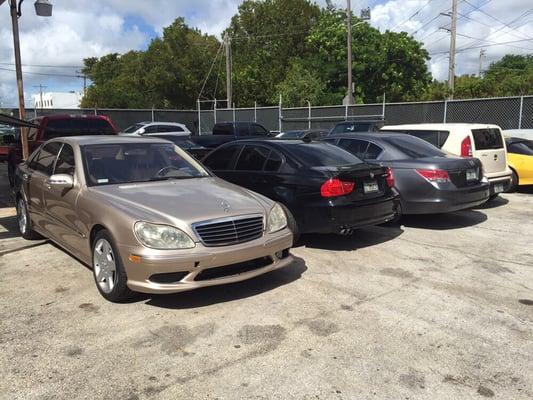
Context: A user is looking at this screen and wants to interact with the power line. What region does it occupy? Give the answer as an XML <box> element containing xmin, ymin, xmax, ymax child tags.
<box><xmin>0</xmin><ymin>62</ymin><xmax>83</xmax><ymax>69</ymax></box>
<box><xmin>430</xmin><ymin>38</ymin><xmax>533</xmax><ymax>55</ymax></box>
<box><xmin>0</xmin><ymin>66</ymin><xmax>82</xmax><ymax>78</ymax></box>
<box><xmin>455</xmin><ymin>32</ymin><xmax>533</xmax><ymax>52</ymax></box>
<box><xmin>390</xmin><ymin>0</ymin><xmax>436</xmax><ymax>31</ymax></box>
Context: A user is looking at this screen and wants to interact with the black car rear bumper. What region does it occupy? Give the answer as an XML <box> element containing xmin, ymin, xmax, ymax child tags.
<box><xmin>402</xmin><ymin>182</ymin><xmax>490</xmax><ymax>214</ymax></box>
<box><xmin>298</xmin><ymin>194</ymin><xmax>399</xmax><ymax>234</ymax></box>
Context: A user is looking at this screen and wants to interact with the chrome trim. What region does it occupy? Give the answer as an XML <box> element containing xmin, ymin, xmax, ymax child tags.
<box><xmin>192</xmin><ymin>213</ymin><xmax>265</xmax><ymax>247</ymax></box>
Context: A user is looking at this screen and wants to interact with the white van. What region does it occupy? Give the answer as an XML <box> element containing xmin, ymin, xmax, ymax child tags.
<box><xmin>380</xmin><ymin>123</ymin><xmax>512</xmax><ymax>198</ymax></box>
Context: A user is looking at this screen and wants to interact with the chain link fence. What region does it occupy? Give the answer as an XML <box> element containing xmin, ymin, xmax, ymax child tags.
<box><xmin>8</xmin><ymin>95</ymin><xmax>533</xmax><ymax>134</ymax></box>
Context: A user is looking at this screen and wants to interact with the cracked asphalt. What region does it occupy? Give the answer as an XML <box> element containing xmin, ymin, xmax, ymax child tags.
<box><xmin>1</xmin><ymin>164</ymin><xmax>532</xmax><ymax>400</ymax></box>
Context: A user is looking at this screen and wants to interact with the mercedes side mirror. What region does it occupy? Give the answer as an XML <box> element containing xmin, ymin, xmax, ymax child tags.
<box><xmin>47</xmin><ymin>174</ymin><xmax>74</xmax><ymax>190</ymax></box>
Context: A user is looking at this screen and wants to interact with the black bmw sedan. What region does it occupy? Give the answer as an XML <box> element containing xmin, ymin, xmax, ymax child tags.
<box><xmin>202</xmin><ymin>139</ymin><xmax>399</xmax><ymax>237</ymax></box>
<box><xmin>324</xmin><ymin>133</ymin><xmax>490</xmax><ymax>217</ymax></box>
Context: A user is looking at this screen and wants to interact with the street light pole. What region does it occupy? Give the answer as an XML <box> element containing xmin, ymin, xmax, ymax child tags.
<box><xmin>9</xmin><ymin>0</ymin><xmax>29</xmax><ymax>159</ymax></box>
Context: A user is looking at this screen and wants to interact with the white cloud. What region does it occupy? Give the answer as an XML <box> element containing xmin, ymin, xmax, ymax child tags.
<box><xmin>1</xmin><ymin>0</ymin><xmax>532</xmax><ymax>108</ymax></box>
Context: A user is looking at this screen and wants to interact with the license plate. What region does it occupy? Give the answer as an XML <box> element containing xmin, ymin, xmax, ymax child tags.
<box><xmin>494</xmin><ymin>183</ymin><xmax>504</xmax><ymax>193</ymax></box>
<box><xmin>466</xmin><ymin>169</ymin><xmax>478</xmax><ymax>181</ymax></box>
<box><xmin>363</xmin><ymin>180</ymin><xmax>379</xmax><ymax>193</ymax></box>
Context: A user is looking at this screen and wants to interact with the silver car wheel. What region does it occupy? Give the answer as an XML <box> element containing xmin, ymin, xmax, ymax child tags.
<box><xmin>93</xmin><ymin>238</ymin><xmax>117</xmax><ymax>294</ymax></box>
<box><xmin>17</xmin><ymin>199</ymin><xmax>27</xmax><ymax>235</ymax></box>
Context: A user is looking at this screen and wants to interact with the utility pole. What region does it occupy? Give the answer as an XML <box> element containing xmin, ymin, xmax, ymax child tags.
<box><xmin>225</xmin><ymin>33</ymin><xmax>232</xmax><ymax>109</ymax></box>
<box><xmin>345</xmin><ymin>0</ymin><xmax>354</xmax><ymax>105</ymax></box>
<box><xmin>33</xmin><ymin>84</ymin><xmax>47</xmax><ymax>109</ymax></box>
<box><xmin>9</xmin><ymin>0</ymin><xmax>29</xmax><ymax>159</ymax></box>
<box><xmin>448</xmin><ymin>0</ymin><xmax>458</xmax><ymax>98</ymax></box>
<box><xmin>479</xmin><ymin>49</ymin><xmax>486</xmax><ymax>77</ymax></box>
<box><xmin>77</xmin><ymin>70</ymin><xmax>87</xmax><ymax>97</ymax></box>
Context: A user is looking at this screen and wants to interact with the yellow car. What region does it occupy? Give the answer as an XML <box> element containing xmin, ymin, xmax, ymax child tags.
<box><xmin>505</xmin><ymin>137</ymin><xmax>533</xmax><ymax>191</ymax></box>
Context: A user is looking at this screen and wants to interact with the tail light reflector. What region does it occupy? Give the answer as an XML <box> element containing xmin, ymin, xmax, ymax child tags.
<box><xmin>385</xmin><ymin>167</ymin><xmax>394</xmax><ymax>188</ymax></box>
<box><xmin>321</xmin><ymin>178</ymin><xmax>355</xmax><ymax>198</ymax></box>
<box><xmin>416</xmin><ymin>169</ymin><xmax>450</xmax><ymax>183</ymax></box>
<box><xmin>461</xmin><ymin>136</ymin><xmax>473</xmax><ymax>157</ymax></box>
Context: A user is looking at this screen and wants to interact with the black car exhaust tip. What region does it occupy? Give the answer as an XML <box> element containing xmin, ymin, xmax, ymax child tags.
<box><xmin>340</xmin><ymin>228</ymin><xmax>354</xmax><ymax>236</ymax></box>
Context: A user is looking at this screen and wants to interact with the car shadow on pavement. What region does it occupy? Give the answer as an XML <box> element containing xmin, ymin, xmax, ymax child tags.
<box><xmin>401</xmin><ymin>209</ymin><xmax>487</xmax><ymax>230</ymax></box>
<box><xmin>0</xmin><ymin>214</ymin><xmax>21</xmax><ymax>240</ymax></box>
<box><xmin>517</xmin><ymin>186</ymin><xmax>533</xmax><ymax>194</ymax></box>
<box><xmin>299</xmin><ymin>225</ymin><xmax>404</xmax><ymax>251</ymax></box>
<box><xmin>143</xmin><ymin>256</ymin><xmax>307</xmax><ymax>309</ymax></box>
<box><xmin>473</xmin><ymin>196</ymin><xmax>509</xmax><ymax>210</ymax></box>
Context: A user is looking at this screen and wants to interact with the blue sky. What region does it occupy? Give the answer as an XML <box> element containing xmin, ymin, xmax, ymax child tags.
<box><xmin>0</xmin><ymin>0</ymin><xmax>532</xmax><ymax>108</ymax></box>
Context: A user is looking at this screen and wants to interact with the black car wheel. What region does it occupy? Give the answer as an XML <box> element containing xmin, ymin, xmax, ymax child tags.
<box><xmin>16</xmin><ymin>197</ymin><xmax>41</xmax><ymax>240</ymax></box>
<box><xmin>505</xmin><ymin>170</ymin><xmax>519</xmax><ymax>193</ymax></box>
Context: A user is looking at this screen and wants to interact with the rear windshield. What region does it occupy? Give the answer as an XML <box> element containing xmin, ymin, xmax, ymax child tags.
<box><xmin>331</xmin><ymin>122</ymin><xmax>374</xmax><ymax>135</ymax></box>
<box><xmin>278</xmin><ymin>131</ymin><xmax>304</xmax><ymax>139</ymax></box>
<box><xmin>44</xmin><ymin>118</ymin><xmax>115</xmax><ymax>139</ymax></box>
<box><xmin>507</xmin><ymin>140</ymin><xmax>533</xmax><ymax>156</ymax></box>
<box><xmin>213</xmin><ymin>124</ymin><xmax>234</xmax><ymax>135</ymax></box>
<box><xmin>383</xmin><ymin>136</ymin><xmax>446</xmax><ymax>159</ymax></box>
<box><xmin>288</xmin><ymin>142</ymin><xmax>363</xmax><ymax>167</ymax></box>
<box><xmin>472</xmin><ymin>128</ymin><xmax>504</xmax><ymax>150</ymax></box>
<box><xmin>383</xmin><ymin>130</ymin><xmax>450</xmax><ymax>148</ymax></box>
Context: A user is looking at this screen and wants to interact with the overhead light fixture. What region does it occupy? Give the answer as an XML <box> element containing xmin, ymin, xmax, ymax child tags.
<box><xmin>34</xmin><ymin>0</ymin><xmax>52</xmax><ymax>17</ymax></box>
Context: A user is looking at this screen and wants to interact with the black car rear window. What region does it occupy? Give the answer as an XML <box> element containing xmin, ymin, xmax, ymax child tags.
<box><xmin>44</xmin><ymin>118</ymin><xmax>115</xmax><ymax>139</ymax></box>
<box><xmin>472</xmin><ymin>128</ymin><xmax>504</xmax><ymax>150</ymax></box>
<box><xmin>383</xmin><ymin>130</ymin><xmax>450</xmax><ymax>148</ymax></box>
<box><xmin>383</xmin><ymin>136</ymin><xmax>446</xmax><ymax>159</ymax></box>
<box><xmin>288</xmin><ymin>142</ymin><xmax>363</xmax><ymax>167</ymax></box>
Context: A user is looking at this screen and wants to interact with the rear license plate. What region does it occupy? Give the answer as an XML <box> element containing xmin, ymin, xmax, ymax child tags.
<box><xmin>466</xmin><ymin>169</ymin><xmax>478</xmax><ymax>181</ymax></box>
<box><xmin>363</xmin><ymin>180</ymin><xmax>379</xmax><ymax>193</ymax></box>
<box><xmin>494</xmin><ymin>183</ymin><xmax>504</xmax><ymax>193</ymax></box>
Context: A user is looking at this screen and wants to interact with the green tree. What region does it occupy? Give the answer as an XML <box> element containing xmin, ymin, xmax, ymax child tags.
<box><xmin>81</xmin><ymin>18</ymin><xmax>223</xmax><ymax>109</ymax></box>
<box><xmin>226</xmin><ymin>0</ymin><xmax>321</xmax><ymax>106</ymax></box>
<box><xmin>274</xmin><ymin>59</ymin><xmax>325</xmax><ymax>106</ymax></box>
<box><xmin>305</xmin><ymin>8</ymin><xmax>431</xmax><ymax>104</ymax></box>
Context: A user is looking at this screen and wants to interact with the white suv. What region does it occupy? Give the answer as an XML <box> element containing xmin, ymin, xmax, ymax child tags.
<box><xmin>381</xmin><ymin>123</ymin><xmax>512</xmax><ymax>198</ymax></box>
<box><xmin>121</xmin><ymin>121</ymin><xmax>191</xmax><ymax>136</ymax></box>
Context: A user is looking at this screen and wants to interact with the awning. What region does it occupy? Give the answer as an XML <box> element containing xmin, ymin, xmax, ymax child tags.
<box><xmin>0</xmin><ymin>113</ymin><xmax>40</xmax><ymax>129</ymax></box>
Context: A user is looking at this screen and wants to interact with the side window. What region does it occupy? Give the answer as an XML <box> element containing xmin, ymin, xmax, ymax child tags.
<box><xmin>143</xmin><ymin>125</ymin><xmax>158</xmax><ymax>134</ymax></box>
<box><xmin>213</xmin><ymin>124</ymin><xmax>233</xmax><ymax>135</ymax></box>
<box><xmin>365</xmin><ymin>143</ymin><xmax>383</xmax><ymax>159</ymax></box>
<box><xmin>27</xmin><ymin>126</ymin><xmax>39</xmax><ymax>141</ymax></box>
<box><xmin>54</xmin><ymin>144</ymin><xmax>75</xmax><ymax>176</ymax></box>
<box><xmin>28</xmin><ymin>142</ymin><xmax>62</xmax><ymax>176</ymax></box>
<box><xmin>203</xmin><ymin>145</ymin><xmax>241</xmax><ymax>170</ymax></box>
<box><xmin>338</xmin><ymin>139</ymin><xmax>368</xmax><ymax>159</ymax></box>
<box><xmin>158</xmin><ymin>125</ymin><xmax>183</xmax><ymax>133</ymax></box>
<box><xmin>236</xmin><ymin>124</ymin><xmax>252</xmax><ymax>137</ymax></box>
<box><xmin>252</xmin><ymin>124</ymin><xmax>269</xmax><ymax>136</ymax></box>
<box><xmin>264</xmin><ymin>150</ymin><xmax>282</xmax><ymax>172</ymax></box>
<box><xmin>236</xmin><ymin>146</ymin><xmax>270</xmax><ymax>171</ymax></box>
<box><xmin>401</xmin><ymin>130</ymin><xmax>449</xmax><ymax>148</ymax></box>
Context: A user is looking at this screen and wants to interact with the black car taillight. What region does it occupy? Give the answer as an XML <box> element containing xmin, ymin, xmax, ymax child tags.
<box><xmin>320</xmin><ymin>178</ymin><xmax>355</xmax><ymax>198</ymax></box>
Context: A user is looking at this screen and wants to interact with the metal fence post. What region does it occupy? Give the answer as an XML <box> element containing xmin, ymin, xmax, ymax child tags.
<box><xmin>254</xmin><ymin>101</ymin><xmax>257</xmax><ymax>122</ymax></box>
<box><xmin>518</xmin><ymin>96</ymin><xmax>524</xmax><ymax>129</ymax></box>
<box><xmin>197</xmin><ymin>99</ymin><xmax>201</xmax><ymax>135</ymax></box>
<box><xmin>382</xmin><ymin>93</ymin><xmax>386</xmax><ymax>121</ymax></box>
<box><xmin>278</xmin><ymin>94</ymin><xmax>282</xmax><ymax>133</ymax></box>
<box><xmin>307</xmin><ymin>100</ymin><xmax>311</xmax><ymax>130</ymax></box>
<box><xmin>232</xmin><ymin>103</ymin><xmax>236</xmax><ymax>122</ymax></box>
<box><xmin>94</xmin><ymin>104</ymin><xmax>97</xmax><ymax>116</ymax></box>
<box><xmin>213</xmin><ymin>99</ymin><xmax>217</xmax><ymax>124</ymax></box>
<box><xmin>443</xmin><ymin>100</ymin><xmax>448</xmax><ymax>123</ymax></box>
<box><xmin>345</xmin><ymin>103</ymin><xmax>348</xmax><ymax>121</ymax></box>
<box><xmin>151</xmin><ymin>105</ymin><xmax>155</xmax><ymax>122</ymax></box>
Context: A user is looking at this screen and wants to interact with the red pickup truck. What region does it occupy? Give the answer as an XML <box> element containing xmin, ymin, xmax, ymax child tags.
<box><xmin>5</xmin><ymin>114</ymin><xmax>118</xmax><ymax>185</ymax></box>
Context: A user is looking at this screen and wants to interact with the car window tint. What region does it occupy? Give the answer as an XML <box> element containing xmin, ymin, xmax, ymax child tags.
<box><xmin>331</xmin><ymin>123</ymin><xmax>351</xmax><ymax>134</ymax></box>
<box><xmin>143</xmin><ymin>125</ymin><xmax>158</xmax><ymax>134</ymax></box>
<box><xmin>213</xmin><ymin>124</ymin><xmax>233</xmax><ymax>135</ymax></box>
<box><xmin>29</xmin><ymin>142</ymin><xmax>62</xmax><ymax>175</ymax></box>
<box><xmin>338</xmin><ymin>139</ymin><xmax>368</xmax><ymax>159</ymax></box>
<box><xmin>123</xmin><ymin>123</ymin><xmax>144</xmax><ymax>133</ymax></box>
<box><xmin>236</xmin><ymin>146</ymin><xmax>270</xmax><ymax>171</ymax></box>
<box><xmin>54</xmin><ymin>144</ymin><xmax>75</xmax><ymax>175</ymax></box>
<box><xmin>264</xmin><ymin>150</ymin><xmax>282</xmax><ymax>172</ymax></box>
<box><xmin>252</xmin><ymin>124</ymin><xmax>268</xmax><ymax>136</ymax></box>
<box><xmin>472</xmin><ymin>128</ymin><xmax>504</xmax><ymax>150</ymax></box>
<box><xmin>158</xmin><ymin>125</ymin><xmax>184</xmax><ymax>133</ymax></box>
<box><xmin>508</xmin><ymin>140</ymin><xmax>533</xmax><ymax>155</ymax></box>
<box><xmin>204</xmin><ymin>145</ymin><xmax>241</xmax><ymax>170</ymax></box>
<box><xmin>43</xmin><ymin>118</ymin><xmax>115</xmax><ymax>139</ymax></box>
<box><xmin>365</xmin><ymin>142</ymin><xmax>383</xmax><ymax>159</ymax></box>
<box><xmin>236</xmin><ymin>124</ymin><xmax>251</xmax><ymax>136</ymax></box>
<box><xmin>289</xmin><ymin>143</ymin><xmax>363</xmax><ymax>166</ymax></box>
<box><xmin>384</xmin><ymin>136</ymin><xmax>446</xmax><ymax>159</ymax></box>
<box><xmin>392</xmin><ymin>130</ymin><xmax>450</xmax><ymax>148</ymax></box>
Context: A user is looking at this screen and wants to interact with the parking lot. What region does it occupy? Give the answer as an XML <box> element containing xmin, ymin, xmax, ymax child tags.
<box><xmin>1</xmin><ymin>164</ymin><xmax>532</xmax><ymax>400</ymax></box>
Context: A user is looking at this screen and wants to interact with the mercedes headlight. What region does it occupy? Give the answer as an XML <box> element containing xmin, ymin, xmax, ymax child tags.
<box><xmin>134</xmin><ymin>222</ymin><xmax>195</xmax><ymax>249</ymax></box>
<box><xmin>267</xmin><ymin>203</ymin><xmax>287</xmax><ymax>233</ymax></box>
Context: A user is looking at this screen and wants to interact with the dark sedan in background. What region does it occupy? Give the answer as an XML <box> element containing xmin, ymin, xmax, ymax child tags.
<box><xmin>324</xmin><ymin>133</ymin><xmax>490</xmax><ymax>217</ymax></box>
<box><xmin>202</xmin><ymin>139</ymin><xmax>399</xmax><ymax>238</ymax></box>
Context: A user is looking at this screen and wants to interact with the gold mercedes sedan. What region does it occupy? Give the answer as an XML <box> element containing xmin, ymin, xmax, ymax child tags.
<box><xmin>14</xmin><ymin>136</ymin><xmax>293</xmax><ymax>302</ymax></box>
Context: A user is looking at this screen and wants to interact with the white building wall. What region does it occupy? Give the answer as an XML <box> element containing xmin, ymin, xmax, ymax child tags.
<box><xmin>31</xmin><ymin>91</ymin><xmax>82</xmax><ymax>109</ymax></box>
